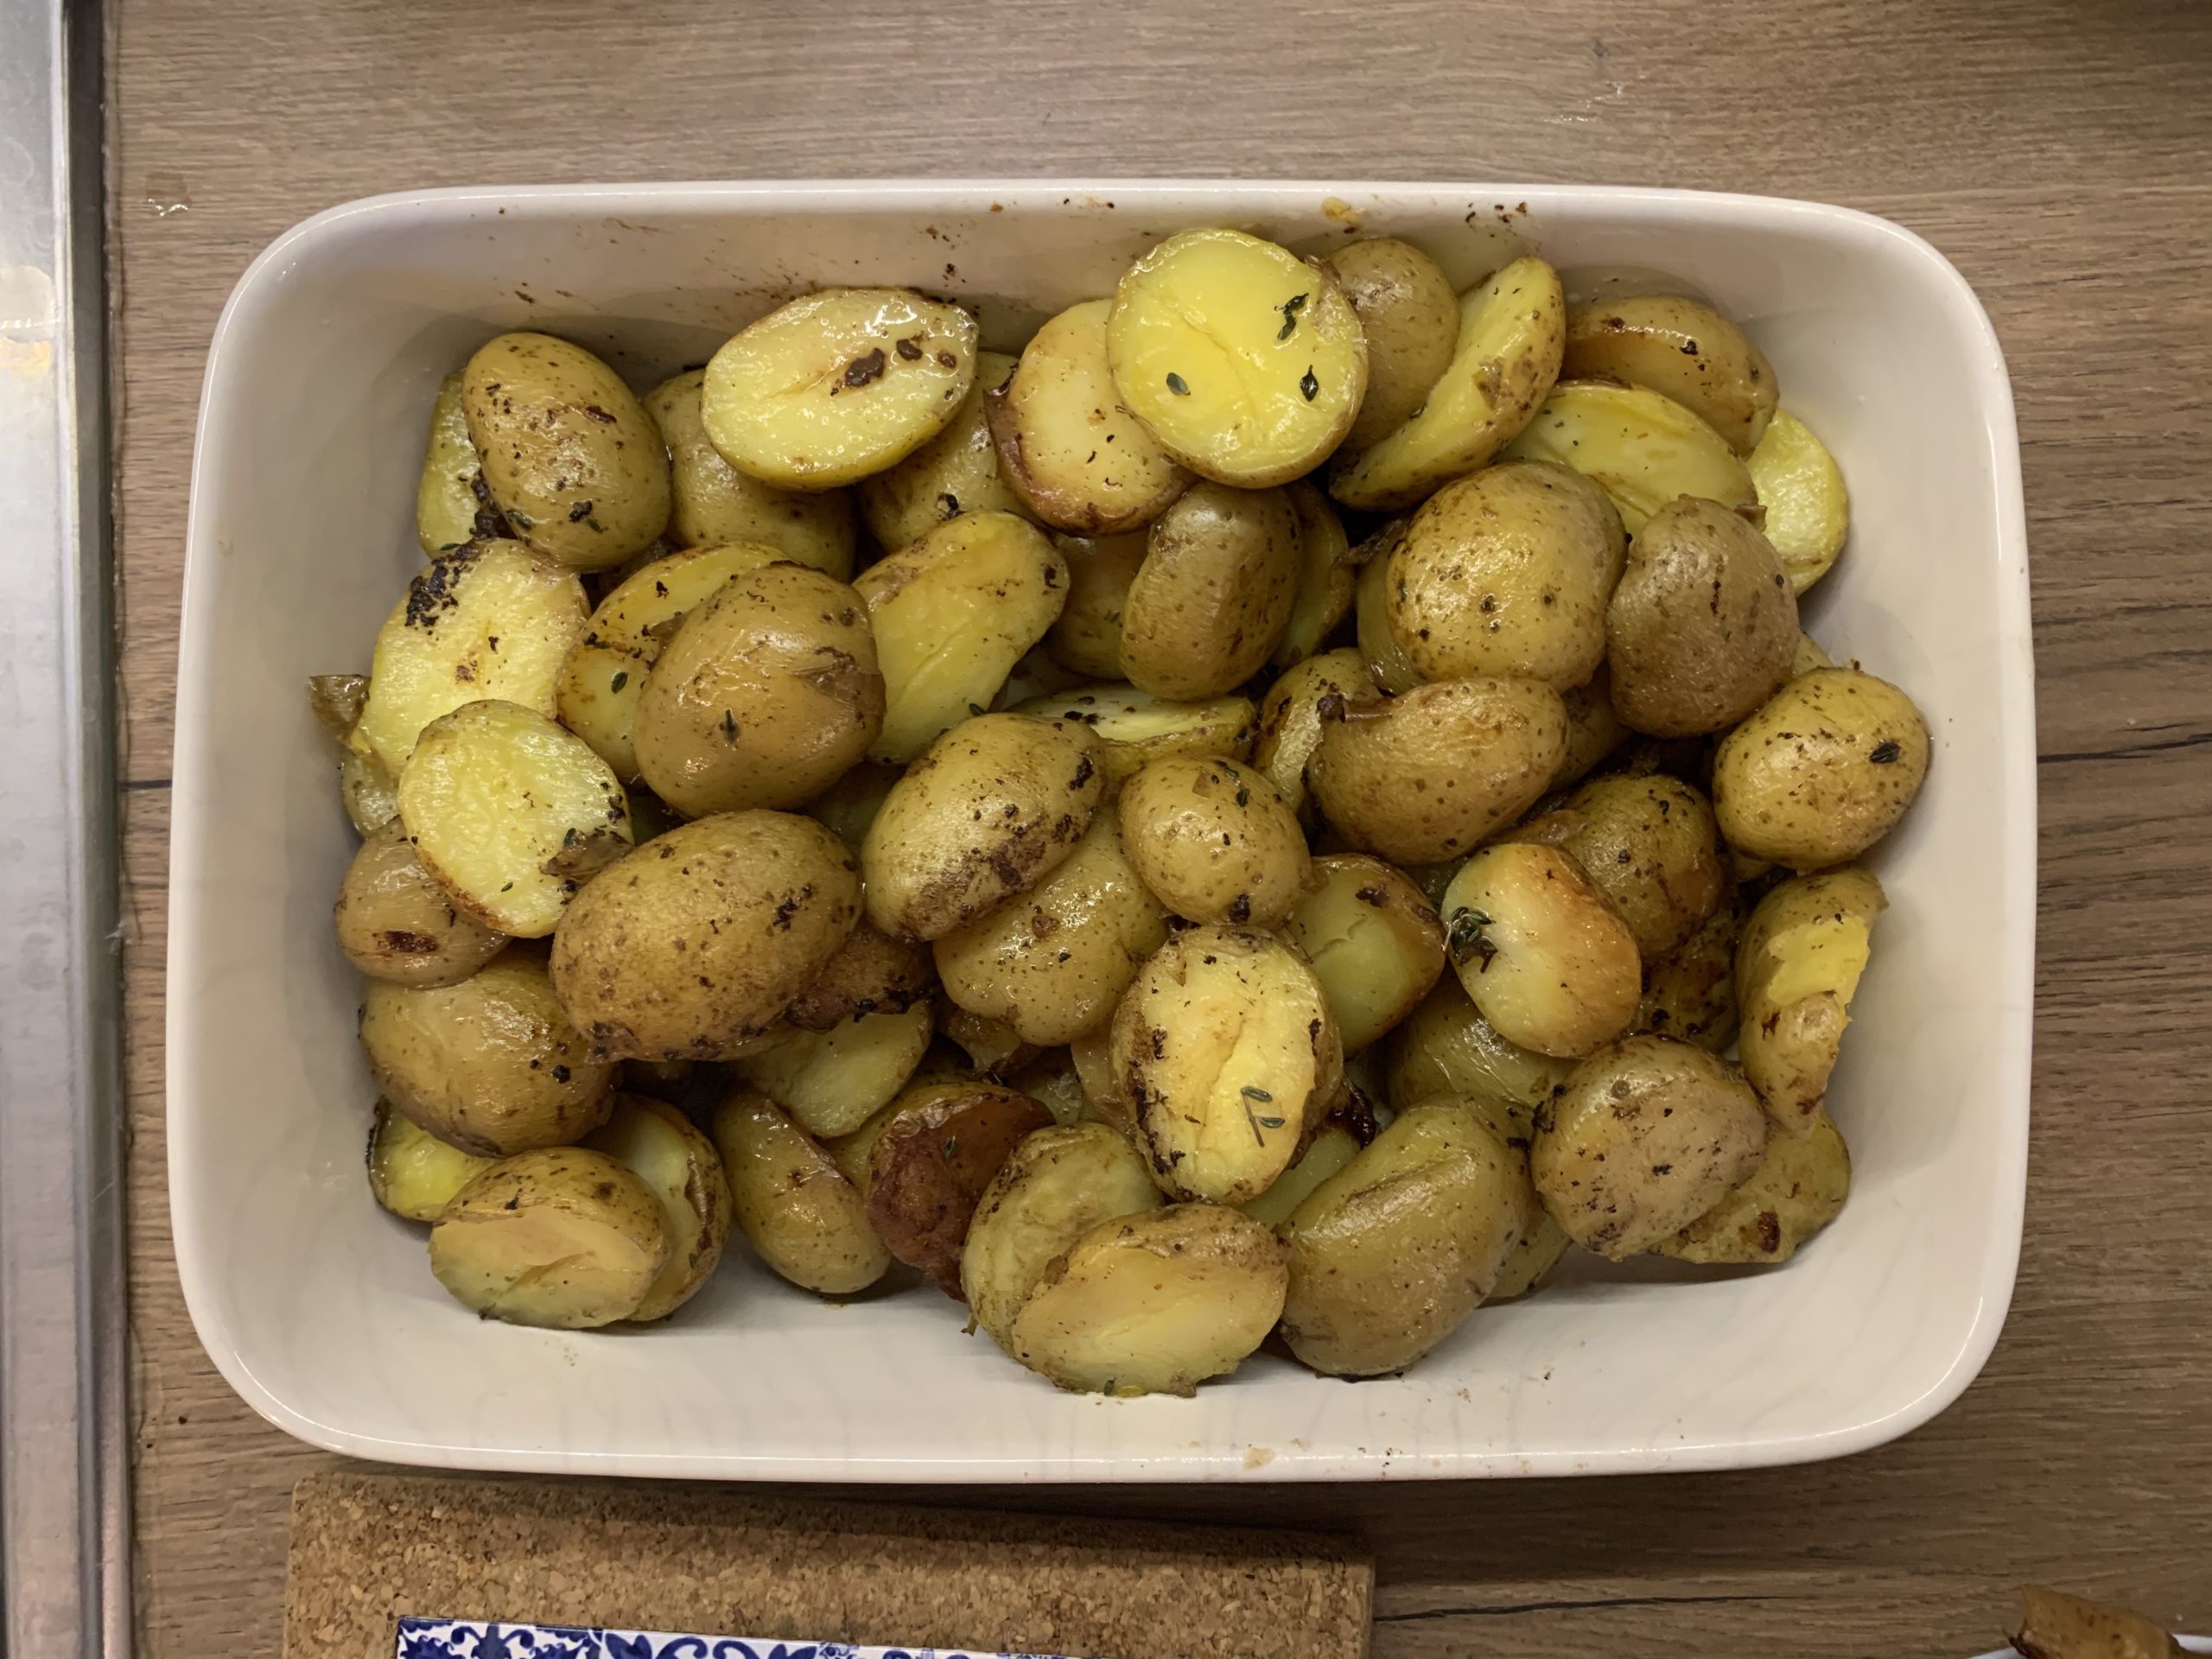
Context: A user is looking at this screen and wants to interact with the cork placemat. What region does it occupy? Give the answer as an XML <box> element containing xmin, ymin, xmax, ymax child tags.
<box><xmin>283</xmin><ymin>1472</ymin><xmax>1370</xmax><ymax>1659</ymax></box>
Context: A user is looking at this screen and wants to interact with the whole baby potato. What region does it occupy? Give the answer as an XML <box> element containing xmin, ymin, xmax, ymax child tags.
<box><xmin>1386</xmin><ymin>461</ymin><xmax>1624</xmax><ymax>689</ymax></box>
<box><xmin>1117</xmin><ymin>755</ymin><xmax>1309</xmax><ymax>927</ymax></box>
<box><xmin>361</xmin><ymin>950</ymin><xmax>615</xmax><ymax>1157</ymax></box>
<box><xmin>550</xmin><ymin>810</ymin><xmax>861</xmax><ymax>1060</ymax></box>
<box><xmin>429</xmin><ymin>1147</ymin><xmax>671</xmax><ymax>1328</ymax></box>
<box><xmin>1281</xmin><ymin>855</ymin><xmax>1446</xmax><ymax>1054</ymax></box>
<box><xmin>1440</xmin><ymin>843</ymin><xmax>1642</xmax><ymax>1058</ymax></box>
<box><xmin>1323</xmin><ymin>237</ymin><xmax>1459</xmax><ymax>452</ymax></box>
<box><xmin>1606</xmin><ymin>494</ymin><xmax>1798</xmax><ymax>736</ymax></box>
<box><xmin>711</xmin><ymin>1086</ymin><xmax>890</xmax><ymax>1295</ymax></box>
<box><xmin>641</xmin><ymin>370</ymin><xmax>857</xmax><ymax>575</ymax></box>
<box><xmin>1531</xmin><ymin>1035</ymin><xmax>1768</xmax><ymax>1259</ymax></box>
<box><xmin>462</xmin><ymin>332</ymin><xmax>671</xmax><ymax>569</ymax></box>
<box><xmin>1119</xmin><ymin>481</ymin><xmax>1302</xmax><ymax>700</ymax></box>
<box><xmin>861</xmin><ymin>1079</ymin><xmax>1054</xmax><ymax>1294</ymax></box>
<box><xmin>1712</xmin><ymin>669</ymin><xmax>1931</xmax><ymax>868</ymax></box>
<box><xmin>1553</xmin><ymin>772</ymin><xmax>1727</xmax><ymax>959</ymax></box>
<box><xmin>860</xmin><ymin>713</ymin><xmax>1106</xmax><ymax>942</ymax></box>
<box><xmin>1562</xmin><ymin>295</ymin><xmax>1780</xmax><ymax>454</ymax></box>
<box><xmin>632</xmin><ymin>560</ymin><xmax>884</xmax><ymax>816</ymax></box>
<box><xmin>334</xmin><ymin>820</ymin><xmax>506</xmax><ymax>987</ymax></box>
<box><xmin>1307</xmin><ymin>677</ymin><xmax>1567</xmax><ymax>866</ymax></box>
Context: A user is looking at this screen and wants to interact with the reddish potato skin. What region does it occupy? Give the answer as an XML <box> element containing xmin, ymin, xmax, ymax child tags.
<box><xmin>862</xmin><ymin>1082</ymin><xmax>1053</xmax><ymax>1294</ymax></box>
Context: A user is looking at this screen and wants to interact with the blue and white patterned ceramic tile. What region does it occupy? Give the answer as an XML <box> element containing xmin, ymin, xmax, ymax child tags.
<box><xmin>396</xmin><ymin>1617</ymin><xmax>1084</xmax><ymax>1659</ymax></box>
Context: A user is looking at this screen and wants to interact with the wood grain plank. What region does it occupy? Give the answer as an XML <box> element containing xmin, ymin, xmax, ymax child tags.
<box><xmin>111</xmin><ymin>2</ymin><xmax>2212</xmax><ymax>1655</ymax></box>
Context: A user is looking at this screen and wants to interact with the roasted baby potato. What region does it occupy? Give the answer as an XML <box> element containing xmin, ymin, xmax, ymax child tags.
<box><xmin>365</xmin><ymin>1098</ymin><xmax>493</xmax><ymax>1223</ymax></box>
<box><xmin>960</xmin><ymin>1122</ymin><xmax>1163</xmax><ymax>1347</ymax></box>
<box><xmin>1553</xmin><ymin>773</ymin><xmax>1727</xmax><ymax>959</ymax></box>
<box><xmin>352</xmin><ymin>540</ymin><xmax>589</xmax><ymax>772</ymax></box>
<box><xmin>1283</xmin><ymin>855</ymin><xmax>1447</xmax><ymax>1053</ymax></box>
<box><xmin>1252</xmin><ymin>646</ymin><xmax>1374</xmax><ymax>818</ymax></box>
<box><xmin>1606</xmin><ymin>494</ymin><xmax>1798</xmax><ymax>737</ymax></box>
<box><xmin>429</xmin><ymin>1147</ymin><xmax>671</xmax><ymax>1328</ymax></box>
<box><xmin>1323</xmin><ymin>236</ymin><xmax>1459</xmax><ymax>452</ymax></box>
<box><xmin>550</xmin><ymin>810</ymin><xmax>861</xmax><ymax>1060</ymax></box>
<box><xmin>1554</xmin><ymin>667</ymin><xmax>1634</xmax><ymax>789</ymax></box>
<box><xmin>362</xmin><ymin>950</ymin><xmax>615</xmax><ymax>1156</ymax></box>
<box><xmin>855</xmin><ymin>510</ymin><xmax>1069</xmax><ymax>762</ymax></box>
<box><xmin>582</xmin><ymin>1092</ymin><xmax>734</xmax><ymax>1319</ymax></box>
<box><xmin>702</xmin><ymin>287</ymin><xmax>979</xmax><ymax>490</ymax></box>
<box><xmin>461</xmin><ymin>333</ymin><xmax>669</xmax><ymax>569</ymax></box>
<box><xmin>1745</xmin><ymin>409</ymin><xmax>1848</xmax><ymax>593</ymax></box>
<box><xmin>932</xmin><ymin>806</ymin><xmax>1168</xmax><ymax>1046</ymax></box>
<box><xmin>711</xmin><ymin>1086</ymin><xmax>890</xmax><ymax>1294</ymax></box>
<box><xmin>1330</xmin><ymin>255</ymin><xmax>1566</xmax><ymax>511</ymax></box>
<box><xmin>988</xmin><ymin>300</ymin><xmax>1193</xmax><ymax>533</ymax></box>
<box><xmin>1046</xmin><ymin>530</ymin><xmax>1147</xmax><ymax>679</ymax></box>
<box><xmin>1281</xmin><ymin>1101</ymin><xmax>1535</xmax><ymax>1376</ymax></box>
<box><xmin>859</xmin><ymin>350</ymin><xmax>1033</xmax><ymax>550</ymax></box>
<box><xmin>1108</xmin><ymin>228</ymin><xmax>1367</xmax><ymax>488</ymax></box>
<box><xmin>861</xmin><ymin>1078</ymin><xmax>1053</xmax><ymax>1294</ymax></box>
<box><xmin>1441</xmin><ymin>843</ymin><xmax>1642</xmax><ymax>1058</ymax></box>
<box><xmin>1531</xmin><ymin>1035</ymin><xmax>1768</xmax><ymax>1258</ymax></box>
<box><xmin>1562</xmin><ymin>295</ymin><xmax>1779</xmax><ymax>454</ymax></box>
<box><xmin>1713</xmin><ymin>668</ymin><xmax>1931</xmax><ymax>868</ymax></box>
<box><xmin>1007</xmin><ymin>1203</ymin><xmax>1287</xmax><ymax>1395</ymax></box>
<box><xmin>1634</xmin><ymin>887</ymin><xmax>1743</xmax><ymax>1052</ymax></box>
<box><xmin>334</xmin><ymin>820</ymin><xmax>508</xmax><ymax>987</ymax></box>
<box><xmin>631</xmin><ymin>560</ymin><xmax>884</xmax><ymax>815</ymax></box>
<box><xmin>1352</xmin><ymin>519</ymin><xmax>1422</xmax><ymax>694</ymax></box>
<box><xmin>1271</xmin><ymin>480</ymin><xmax>1357</xmax><ymax>668</ymax></box>
<box><xmin>1012</xmin><ymin>683</ymin><xmax>1256</xmax><ymax>789</ymax></box>
<box><xmin>782</xmin><ymin>919</ymin><xmax>936</xmax><ymax>1031</ymax></box>
<box><xmin>1503</xmin><ymin>379</ymin><xmax>1756</xmax><ymax>533</ymax></box>
<box><xmin>414</xmin><ymin>372</ymin><xmax>493</xmax><ymax>555</ymax></box>
<box><xmin>1308</xmin><ymin>677</ymin><xmax>1567</xmax><ymax>866</ymax></box>
<box><xmin>1239</xmin><ymin>1121</ymin><xmax>1363</xmax><ymax>1232</ymax></box>
<box><xmin>1382</xmin><ymin>976</ymin><xmax>1573</xmax><ymax>1139</ymax></box>
<box><xmin>340</xmin><ymin>747</ymin><xmax>401</xmax><ymax>836</ymax></box>
<box><xmin>397</xmin><ymin>699</ymin><xmax>632</xmax><ymax>938</ymax></box>
<box><xmin>1111</xmin><ymin>925</ymin><xmax>1343</xmax><ymax>1204</ymax></box>
<box><xmin>1734</xmin><ymin>867</ymin><xmax>1887</xmax><ymax>1131</ymax></box>
<box><xmin>734</xmin><ymin>1001</ymin><xmax>934</xmax><ymax>1139</ymax></box>
<box><xmin>1117</xmin><ymin>755</ymin><xmax>1309</xmax><ymax>927</ymax></box>
<box><xmin>1386</xmin><ymin>460</ymin><xmax>1623</xmax><ymax>690</ymax></box>
<box><xmin>556</xmin><ymin>539</ymin><xmax>784</xmax><ymax>782</ymax></box>
<box><xmin>1118</xmin><ymin>481</ymin><xmax>1301</xmax><ymax>700</ymax></box>
<box><xmin>1656</xmin><ymin>1109</ymin><xmax>1850</xmax><ymax>1263</ymax></box>
<box><xmin>642</xmin><ymin>370</ymin><xmax>857</xmax><ymax>575</ymax></box>
<box><xmin>860</xmin><ymin>713</ymin><xmax>1106</xmax><ymax>941</ymax></box>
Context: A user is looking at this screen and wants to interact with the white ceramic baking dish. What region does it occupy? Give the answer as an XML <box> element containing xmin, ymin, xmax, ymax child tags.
<box><xmin>170</xmin><ymin>181</ymin><xmax>2032</xmax><ymax>1481</ymax></box>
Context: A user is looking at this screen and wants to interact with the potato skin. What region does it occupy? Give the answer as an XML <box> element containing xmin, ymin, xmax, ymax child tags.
<box><xmin>1657</xmin><ymin>1110</ymin><xmax>1851</xmax><ymax>1264</ymax></box>
<box><xmin>1382</xmin><ymin>976</ymin><xmax>1573</xmax><ymax>1140</ymax></box>
<box><xmin>1282</xmin><ymin>855</ymin><xmax>1446</xmax><ymax>1054</ymax></box>
<box><xmin>1554</xmin><ymin>773</ymin><xmax>1727</xmax><ymax>959</ymax></box>
<box><xmin>861</xmin><ymin>1080</ymin><xmax>1054</xmax><ymax>1294</ymax></box>
<box><xmin>334</xmin><ymin>820</ymin><xmax>506</xmax><ymax>987</ymax></box>
<box><xmin>1015</xmin><ymin>683</ymin><xmax>1258</xmax><ymax>791</ymax></box>
<box><xmin>1734</xmin><ymin>867</ymin><xmax>1887</xmax><ymax>1130</ymax></box>
<box><xmin>550</xmin><ymin>810</ymin><xmax>861</xmax><ymax>1060</ymax></box>
<box><xmin>362</xmin><ymin>951</ymin><xmax>615</xmax><ymax>1157</ymax></box>
<box><xmin>1712</xmin><ymin>669</ymin><xmax>1930</xmax><ymax>868</ymax></box>
<box><xmin>1353</xmin><ymin>524</ymin><xmax>1422</xmax><ymax>695</ymax></box>
<box><xmin>932</xmin><ymin>805</ymin><xmax>1168</xmax><ymax>1046</ymax></box>
<box><xmin>1046</xmin><ymin>531</ymin><xmax>1147</xmax><ymax>679</ymax></box>
<box><xmin>429</xmin><ymin>1147</ymin><xmax>671</xmax><ymax>1328</ymax></box>
<box><xmin>1281</xmin><ymin>1101</ymin><xmax>1535</xmax><ymax>1377</ymax></box>
<box><xmin>1634</xmin><ymin>887</ymin><xmax>1743</xmax><ymax>1052</ymax></box>
<box><xmin>1386</xmin><ymin>461</ymin><xmax>1623</xmax><ymax>690</ymax></box>
<box><xmin>641</xmin><ymin>370</ymin><xmax>857</xmax><ymax>575</ymax></box>
<box><xmin>462</xmin><ymin>333</ymin><xmax>670</xmax><ymax>569</ymax></box>
<box><xmin>782</xmin><ymin>920</ymin><xmax>936</xmax><ymax>1032</ymax></box>
<box><xmin>1271</xmin><ymin>481</ymin><xmax>1357</xmax><ymax>669</ymax></box>
<box><xmin>1441</xmin><ymin>843</ymin><xmax>1643</xmax><ymax>1059</ymax></box>
<box><xmin>1562</xmin><ymin>295</ymin><xmax>1779</xmax><ymax>454</ymax></box>
<box><xmin>860</xmin><ymin>713</ymin><xmax>1106</xmax><ymax>942</ymax></box>
<box><xmin>1531</xmin><ymin>1035</ymin><xmax>1768</xmax><ymax>1259</ymax></box>
<box><xmin>1308</xmin><ymin>677</ymin><xmax>1567</xmax><ymax>866</ymax></box>
<box><xmin>1553</xmin><ymin>667</ymin><xmax>1633</xmax><ymax>790</ymax></box>
<box><xmin>1253</xmin><ymin>647</ymin><xmax>1375</xmax><ymax>819</ymax></box>
<box><xmin>1324</xmin><ymin>237</ymin><xmax>1459</xmax><ymax>452</ymax></box>
<box><xmin>857</xmin><ymin>350</ymin><xmax>1033</xmax><ymax>550</ymax></box>
<box><xmin>1605</xmin><ymin>494</ymin><xmax>1798</xmax><ymax>737</ymax></box>
<box><xmin>711</xmin><ymin>1086</ymin><xmax>889</xmax><ymax>1294</ymax></box>
<box><xmin>1119</xmin><ymin>481</ymin><xmax>1301</xmax><ymax>700</ymax></box>
<box><xmin>632</xmin><ymin>561</ymin><xmax>884</xmax><ymax>816</ymax></box>
<box><xmin>1117</xmin><ymin>755</ymin><xmax>1309</xmax><ymax>927</ymax></box>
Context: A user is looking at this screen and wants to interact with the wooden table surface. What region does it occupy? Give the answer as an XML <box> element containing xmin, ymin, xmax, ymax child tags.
<box><xmin>112</xmin><ymin>0</ymin><xmax>2212</xmax><ymax>1653</ymax></box>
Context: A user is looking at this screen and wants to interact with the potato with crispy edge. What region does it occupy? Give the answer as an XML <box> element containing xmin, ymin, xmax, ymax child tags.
<box><xmin>1441</xmin><ymin>843</ymin><xmax>1642</xmax><ymax>1059</ymax></box>
<box><xmin>1283</xmin><ymin>855</ymin><xmax>1446</xmax><ymax>1053</ymax></box>
<box><xmin>1657</xmin><ymin>1109</ymin><xmax>1851</xmax><ymax>1263</ymax></box>
<box><xmin>429</xmin><ymin>1147</ymin><xmax>671</xmax><ymax>1327</ymax></box>
<box><xmin>861</xmin><ymin>1078</ymin><xmax>1053</xmax><ymax>1294</ymax></box>
<box><xmin>334</xmin><ymin>820</ymin><xmax>507</xmax><ymax>988</ymax></box>
<box><xmin>583</xmin><ymin>1092</ymin><xmax>734</xmax><ymax>1319</ymax></box>
<box><xmin>1118</xmin><ymin>755</ymin><xmax>1309</xmax><ymax>928</ymax></box>
<box><xmin>642</xmin><ymin>370</ymin><xmax>857</xmax><ymax>575</ymax></box>
<box><xmin>1712</xmin><ymin>669</ymin><xmax>1930</xmax><ymax>868</ymax></box>
<box><xmin>712</xmin><ymin>1086</ymin><xmax>890</xmax><ymax>1294</ymax></box>
<box><xmin>1323</xmin><ymin>236</ymin><xmax>1459</xmax><ymax>453</ymax></box>
<box><xmin>1118</xmin><ymin>481</ymin><xmax>1301</xmax><ymax>701</ymax></box>
<box><xmin>1562</xmin><ymin>295</ymin><xmax>1779</xmax><ymax>453</ymax></box>
<box><xmin>1735</xmin><ymin>867</ymin><xmax>1887</xmax><ymax>1131</ymax></box>
<box><xmin>859</xmin><ymin>350</ymin><xmax>1033</xmax><ymax>550</ymax></box>
<box><xmin>1011</xmin><ymin>683</ymin><xmax>1256</xmax><ymax>790</ymax></box>
<box><xmin>1252</xmin><ymin>647</ymin><xmax>1375</xmax><ymax>819</ymax></box>
<box><xmin>365</xmin><ymin>1098</ymin><xmax>493</xmax><ymax>1222</ymax></box>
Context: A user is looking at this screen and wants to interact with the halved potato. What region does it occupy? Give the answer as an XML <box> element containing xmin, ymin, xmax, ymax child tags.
<box><xmin>1252</xmin><ymin>646</ymin><xmax>1375</xmax><ymax>819</ymax></box>
<box><xmin>1107</xmin><ymin>228</ymin><xmax>1367</xmax><ymax>488</ymax></box>
<box><xmin>397</xmin><ymin>700</ymin><xmax>632</xmax><ymax>938</ymax></box>
<box><xmin>1007</xmin><ymin>1204</ymin><xmax>1287</xmax><ymax>1395</ymax></box>
<box><xmin>1657</xmin><ymin>1109</ymin><xmax>1851</xmax><ymax>1263</ymax></box>
<box><xmin>1046</xmin><ymin>530</ymin><xmax>1148</xmax><ymax>679</ymax></box>
<box><xmin>861</xmin><ymin>1079</ymin><xmax>1054</xmax><ymax>1294</ymax></box>
<box><xmin>1561</xmin><ymin>295</ymin><xmax>1778</xmax><ymax>453</ymax></box>
<box><xmin>855</xmin><ymin>510</ymin><xmax>1069</xmax><ymax>763</ymax></box>
<box><xmin>961</xmin><ymin>1122</ymin><xmax>1163</xmax><ymax>1346</ymax></box>
<box><xmin>1119</xmin><ymin>481</ymin><xmax>1301</xmax><ymax>701</ymax></box>
<box><xmin>583</xmin><ymin>1092</ymin><xmax>734</xmax><ymax>1319</ymax></box>
<box><xmin>414</xmin><ymin>372</ymin><xmax>491</xmax><ymax>554</ymax></box>
<box><xmin>734</xmin><ymin>1001</ymin><xmax>934</xmax><ymax>1140</ymax></box>
<box><xmin>334</xmin><ymin>819</ymin><xmax>508</xmax><ymax>987</ymax></box>
<box><xmin>1353</xmin><ymin>532</ymin><xmax>1422</xmax><ymax>694</ymax></box>
<box><xmin>1502</xmin><ymin>379</ymin><xmax>1754</xmax><ymax>532</ymax></box>
<box><xmin>1711</xmin><ymin>669</ymin><xmax>1931</xmax><ymax>868</ymax></box>
<box><xmin>1284</xmin><ymin>855</ymin><xmax>1446</xmax><ymax>1054</ymax></box>
<box><xmin>352</xmin><ymin>540</ymin><xmax>589</xmax><ymax>773</ymax></box>
<box><xmin>701</xmin><ymin>287</ymin><xmax>979</xmax><ymax>490</ymax></box>
<box><xmin>858</xmin><ymin>350</ymin><xmax>1033</xmax><ymax>550</ymax></box>
<box><xmin>1010</xmin><ymin>683</ymin><xmax>1256</xmax><ymax>789</ymax></box>
<box><xmin>641</xmin><ymin>370</ymin><xmax>858</xmax><ymax>575</ymax></box>
<box><xmin>1441</xmin><ymin>843</ymin><xmax>1642</xmax><ymax>1059</ymax></box>
<box><xmin>1323</xmin><ymin>236</ymin><xmax>1459</xmax><ymax>452</ymax></box>
<box><xmin>428</xmin><ymin>1147</ymin><xmax>671</xmax><ymax>1328</ymax></box>
<box><xmin>988</xmin><ymin>300</ymin><xmax>1192</xmax><ymax>533</ymax></box>
<box><xmin>1271</xmin><ymin>480</ymin><xmax>1357</xmax><ymax>668</ymax></box>
<box><xmin>1747</xmin><ymin>409</ymin><xmax>1850</xmax><ymax>593</ymax></box>
<box><xmin>712</xmin><ymin>1086</ymin><xmax>890</xmax><ymax>1294</ymax></box>
<box><xmin>1382</xmin><ymin>976</ymin><xmax>1573</xmax><ymax>1141</ymax></box>
<box><xmin>365</xmin><ymin>1098</ymin><xmax>493</xmax><ymax>1223</ymax></box>
<box><xmin>1329</xmin><ymin>256</ymin><xmax>1566</xmax><ymax>511</ymax></box>
<box><xmin>1735</xmin><ymin>867</ymin><xmax>1886</xmax><ymax>1132</ymax></box>
<box><xmin>554</xmin><ymin>540</ymin><xmax>784</xmax><ymax>782</ymax></box>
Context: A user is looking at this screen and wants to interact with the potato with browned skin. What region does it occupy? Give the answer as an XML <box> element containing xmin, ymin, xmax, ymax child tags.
<box><xmin>1117</xmin><ymin>755</ymin><xmax>1309</xmax><ymax>928</ymax></box>
<box><xmin>712</xmin><ymin>1087</ymin><xmax>889</xmax><ymax>1295</ymax></box>
<box><xmin>1712</xmin><ymin>670</ymin><xmax>1930</xmax><ymax>868</ymax></box>
<box><xmin>334</xmin><ymin>820</ymin><xmax>506</xmax><ymax>988</ymax></box>
<box><xmin>1118</xmin><ymin>481</ymin><xmax>1302</xmax><ymax>701</ymax></box>
<box><xmin>861</xmin><ymin>1078</ymin><xmax>1054</xmax><ymax>1294</ymax></box>
<box><xmin>429</xmin><ymin>1147</ymin><xmax>671</xmax><ymax>1328</ymax></box>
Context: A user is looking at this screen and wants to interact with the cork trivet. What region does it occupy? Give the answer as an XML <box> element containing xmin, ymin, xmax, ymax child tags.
<box><xmin>283</xmin><ymin>1471</ymin><xmax>1370</xmax><ymax>1659</ymax></box>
